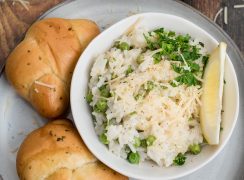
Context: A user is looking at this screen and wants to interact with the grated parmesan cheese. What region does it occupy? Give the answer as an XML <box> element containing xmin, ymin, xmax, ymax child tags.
<box><xmin>34</xmin><ymin>80</ymin><xmax>55</xmax><ymax>89</ymax></box>
<box><xmin>214</xmin><ymin>8</ymin><xmax>223</xmax><ymax>22</ymax></box>
<box><xmin>234</xmin><ymin>4</ymin><xmax>244</xmax><ymax>8</ymax></box>
<box><xmin>224</xmin><ymin>6</ymin><xmax>228</xmax><ymax>25</ymax></box>
<box><xmin>34</xmin><ymin>88</ymin><xmax>39</xmax><ymax>93</ymax></box>
<box><xmin>180</xmin><ymin>53</ymin><xmax>191</xmax><ymax>71</ymax></box>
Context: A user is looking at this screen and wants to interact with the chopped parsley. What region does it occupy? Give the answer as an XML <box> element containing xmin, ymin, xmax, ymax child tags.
<box><xmin>202</xmin><ymin>55</ymin><xmax>209</xmax><ymax>77</ymax></box>
<box><xmin>85</xmin><ymin>90</ymin><xmax>93</xmax><ymax>103</ymax></box>
<box><xmin>199</xmin><ymin>42</ymin><xmax>205</xmax><ymax>47</ymax></box>
<box><xmin>143</xmin><ymin>28</ymin><xmax>206</xmax><ymax>87</ymax></box>
<box><xmin>174</xmin><ymin>73</ymin><xmax>200</xmax><ymax>86</ymax></box>
<box><xmin>153</xmin><ymin>52</ymin><xmax>162</xmax><ymax>64</ymax></box>
<box><xmin>144</xmin><ymin>81</ymin><xmax>155</xmax><ymax>91</ymax></box>
<box><xmin>125</xmin><ymin>65</ymin><xmax>133</xmax><ymax>76</ymax></box>
<box><xmin>134</xmin><ymin>94</ymin><xmax>143</xmax><ymax>101</ymax></box>
<box><xmin>56</xmin><ymin>136</ymin><xmax>65</xmax><ymax>142</ymax></box>
<box><xmin>114</xmin><ymin>41</ymin><xmax>130</xmax><ymax>51</ymax></box>
<box><xmin>99</xmin><ymin>85</ymin><xmax>111</xmax><ymax>98</ymax></box>
<box><xmin>99</xmin><ymin>132</ymin><xmax>109</xmax><ymax>144</ymax></box>
<box><xmin>94</xmin><ymin>99</ymin><xmax>108</xmax><ymax>113</ymax></box>
<box><xmin>140</xmin><ymin>139</ymin><xmax>147</xmax><ymax>148</ymax></box>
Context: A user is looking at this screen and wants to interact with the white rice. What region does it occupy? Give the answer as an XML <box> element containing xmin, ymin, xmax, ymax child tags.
<box><xmin>88</xmin><ymin>27</ymin><xmax>204</xmax><ymax>167</ymax></box>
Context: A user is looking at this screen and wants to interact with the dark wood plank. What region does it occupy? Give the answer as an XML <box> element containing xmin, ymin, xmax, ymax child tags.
<box><xmin>181</xmin><ymin>0</ymin><xmax>220</xmax><ymax>20</ymax></box>
<box><xmin>0</xmin><ymin>0</ymin><xmax>243</xmax><ymax>65</ymax></box>
<box><xmin>217</xmin><ymin>0</ymin><xmax>244</xmax><ymax>55</ymax></box>
<box><xmin>0</xmin><ymin>0</ymin><xmax>64</xmax><ymax>69</ymax></box>
<box><xmin>181</xmin><ymin>0</ymin><xmax>244</xmax><ymax>55</ymax></box>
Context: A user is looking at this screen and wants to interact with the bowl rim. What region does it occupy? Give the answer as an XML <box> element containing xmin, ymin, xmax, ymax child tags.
<box><xmin>71</xmin><ymin>12</ymin><xmax>240</xmax><ymax>180</ymax></box>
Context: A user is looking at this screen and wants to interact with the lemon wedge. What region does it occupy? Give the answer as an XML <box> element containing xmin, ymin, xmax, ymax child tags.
<box><xmin>200</xmin><ymin>42</ymin><xmax>227</xmax><ymax>145</ymax></box>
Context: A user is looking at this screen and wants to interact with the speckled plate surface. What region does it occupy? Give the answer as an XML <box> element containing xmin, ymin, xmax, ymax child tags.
<box><xmin>0</xmin><ymin>0</ymin><xmax>243</xmax><ymax>180</ymax></box>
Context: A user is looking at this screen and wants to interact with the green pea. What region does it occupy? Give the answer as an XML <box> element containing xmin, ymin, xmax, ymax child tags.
<box><xmin>99</xmin><ymin>85</ymin><xmax>111</xmax><ymax>97</ymax></box>
<box><xmin>134</xmin><ymin>137</ymin><xmax>141</xmax><ymax>148</ymax></box>
<box><xmin>146</xmin><ymin>135</ymin><xmax>156</xmax><ymax>146</ymax></box>
<box><xmin>99</xmin><ymin>133</ymin><xmax>109</xmax><ymax>145</ymax></box>
<box><xmin>118</xmin><ymin>42</ymin><xmax>130</xmax><ymax>51</ymax></box>
<box><xmin>127</xmin><ymin>151</ymin><xmax>140</xmax><ymax>164</ymax></box>
<box><xmin>94</xmin><ymin>99</ymin><xmax>108</xmax><ymax>113</ymax></box>
<box><xmin>173</xmin><ymin>153</ymin><xmax>186</xmax><ymax>166</ymax></box>
<box><xmin>189</xmin><ymin>144</ymin><xmax>201</xmax><ymax>155</ymax></box>
<box><xmin>86</xmin><ymin>90</ymin><xmax>93</xmax><ymax>103</ymax></box>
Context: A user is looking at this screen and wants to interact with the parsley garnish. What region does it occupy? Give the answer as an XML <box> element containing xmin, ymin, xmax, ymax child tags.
<box><xmin>199</xmin><ymin>42</ymin><xmax>205</xmax><ymax>47</ymax></box>
<box><xmin>143</xmin><ymin>28</ymin><xmax>205</xmax><ymax>87</ymax></box>
<box><xmin>99</xmin><ymin>85</ymin><xmax>111</xmax><ymax>98</ymax></box>
<box><xmin>143</xmin><ymin>28</ymin><xmax>203</xmax><ymax>66</ymax></box>
<box><xmin>56</xmin><ymin>136</ymin><xmax>65</xmax><ymax>142</ymax></box>
<box><xmin>86</xmin><ymin>90</ymin><xmax>93</xmax><ymax>103</ymax></box>
<box><xmin>202</xmin><ymin>55</ymin><xmax>209</xmax><ymax>77</ymax></box>
<box><xmin>125</xmin><ymin>65</ymin><xmax>133</xmax><ymax>76</ymax></box>
<box><xmin>153</xmin><ymin>52</ymin><xmax>162</xmax><ymax>64</ymax></box>
<box><xmin>175</xmin><ymin>73</ymin><xmax>200</xmax><ymax>86</ymax></box>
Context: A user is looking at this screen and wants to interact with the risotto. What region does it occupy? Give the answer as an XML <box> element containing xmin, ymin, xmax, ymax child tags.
<box><xmin>86</xmin><ymin>26</ymin><xmax>209</xmax><ymax>167</ymax></box>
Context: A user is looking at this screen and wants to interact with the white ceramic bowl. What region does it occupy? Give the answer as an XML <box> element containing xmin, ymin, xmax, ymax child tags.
<box><xmin>71</xmin><ymin>13</ymin><xmax>239</xmax><ymax>180</ymax></box>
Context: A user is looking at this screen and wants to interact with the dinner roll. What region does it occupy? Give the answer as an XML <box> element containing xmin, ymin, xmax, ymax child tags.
<box><xmin>16</xmin><ymin>119</ymin><xmax>128</xmax><ymax>180</ymax></box>
<box><xmin>5</xmin><ymin>18</ymin><xmax>100</xmax><ymax>118</ymax></box>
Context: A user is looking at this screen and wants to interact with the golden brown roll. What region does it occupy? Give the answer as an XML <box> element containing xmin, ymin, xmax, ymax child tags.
<box><xmin>16</xmin><ymin>119</ymin><xmax>128</xmax><ymax>180</ymax></box>
<box><xmin>5</xmin><ymin>18</ymin><xmax>100</xmax><ymax>118</ymax></box>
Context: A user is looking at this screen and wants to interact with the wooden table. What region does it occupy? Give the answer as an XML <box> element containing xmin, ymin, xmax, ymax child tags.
<box><xmin>0</xmin><ymin>0</ymin><xmax>243</xmax><ymax>66</ymax></box>
<box><xmin>182</xmin><ymin>0</ymin><xmax>244</xmax><ymax>55</ymax></box>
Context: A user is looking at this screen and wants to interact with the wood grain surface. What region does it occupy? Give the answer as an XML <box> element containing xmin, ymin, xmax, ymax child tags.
<box><xmin>0</xmin><ymin>0</ymin><xmax>64</xmax><ymax>68</ymax></box>
<box><xmin>0</xmin><ymin>0</ymin><xmax>243</xmax><ymax>68</ymax></box>
<box><xmin>182</xmin><ymin>0</ymin><xmax>244</xmax><ymax>55</ymax></box>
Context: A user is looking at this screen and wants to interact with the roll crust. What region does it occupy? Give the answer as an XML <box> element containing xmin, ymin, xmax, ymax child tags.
<box><xmin>16</xmin><ymin>119</ymin><xmax>128</xmax><ymax>180</ymax></box>
<box><xmin>5</xmin><ymin>18</ymin><xmax>100</xmax><ymax>118</ymax></box>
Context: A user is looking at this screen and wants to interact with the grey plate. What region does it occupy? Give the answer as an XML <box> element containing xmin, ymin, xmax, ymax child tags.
<box><xmin>0</xmin><ymin>0</ymin><xmax>243</xmax><ymax>180</ymax></box>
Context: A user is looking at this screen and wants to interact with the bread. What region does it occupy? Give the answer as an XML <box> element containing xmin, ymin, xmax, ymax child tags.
<box><xmin>16</xmin><ymin>119</ymin><xmax>128</xmax><ymax>180</ymax></box>
<box><xmin>5</xmin><ymin>18</ymin><xmax>100</xmax><ymax>118</ymax></box>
